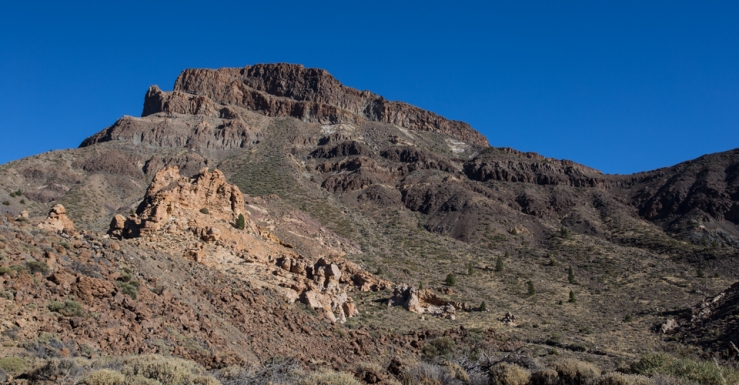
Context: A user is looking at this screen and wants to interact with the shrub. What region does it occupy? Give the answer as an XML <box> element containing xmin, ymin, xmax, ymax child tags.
<box><xmin>630</xmin><ymin>353</ymin><xmax>739</xmax><ymax>385</ymax></box>
<box><xmin>560</xmin><ymin>227</ymin><xmax>570</xmax><ymax>239</ymax></box>
<box><xmin>569</xmin><ymin>290</ymin><xmax>576</xmax><ymax>303</ymax></box>
<box><xmin>489</xmin><ymin>363</ymin><xmax>531</xmax><ymax>385</ymax></box>
<box><xmin>81</xmin><ymin>369</ymin><xmax>125</xmax><ymax>385</ymax></box>
<box><xmin>480</xmin><ymin>301</ymin><xmax>487</xmax><ymax>312</ymax></box>
<box><xmin>422</xmin><ymin>337</ymin><xmax>455</xmax><ymax>359</ymax></box>
<box><xmin>697</xmin><ymin>269</ymin><xmax>705</xmax><ymax>278</ymax></box>
<box><xmin>553</xmin><ymin>359</ymin><xmax>601</xmax><ymax>385</ymax></box>
<box><xmin>527</xmin><ymin>280</ymin><xmax>535</xmax><ymax>296</ymax></box>
<box><xmin>26</xmin><ymin>260</ymin><xmax>50</xmax><ymax>274</ymax></box>
<box><xmin>122</xmin><ymin>355</ymin><xmax>219</xmax><ymax>385</ymax></box>
<box><xmin>400</xmin><ymin>362</ymin><xmax>456</xmax><ymax>385</ymax></box>
<box><xmin>236</xmin><ymin>214</ymin><xmax>246</xmax><ymax>230</ymax></box>
<box><xmin>48</xmin><ymin>299</ymin><xmax>85</xmax><ymax>317</ymax></box>
<box><xmin>495</xmin><ymin>255</ymin><xmax>504</xmax><ymax>272</ymax></box>
<box><xmin>467</xmin><ymin>262</ymin><xmax>474</xmax><ymax>276</ymax></box>
<box><xmin>445</xmin><ymin>273</ymin><xmax>456</xmax><ymax>286</ymax></box>
<box><xmin>0</xmin><ymin>356</ymin><xmax>29</xmax><ymax>376</ymax></box>
<box><xmin>14</xmin><ymin>190</ymin><xmax>22</xmax><ymax>196</ymax></box>
<box><xmin>591</xmin><ymin>372</ymin><xmax>651</xmax><ymax>385</ymax></box>
<box><xmin>624</xmin><ymin>314</ymin><xmax>633</xmax><ymax>322</ymax></box>
<box><xmin>118</xmin><ymin>281</ymin><xmax>140</xmax><ymax>300</ymax></box>
<box><xmin>1</xmin><ymin>201</ymin><xmax>9</xmax><ymax>206</ymax></box>
<box><xmin>531</xmin><ymin>368</ymin><xmax>559</xmax><ymax>384</ymax></box>
<box><xmin>19</xmin><ymin>199</ymin><xmax>25</xmax><ymax>205</ymax></box>
<box><xmin>199</xmin><ymin>208</ymin><xmax>210</xmax><ymax>215</ymax></box>
<box><xmin>299</xmin><ymin>369</ymin><xmax>361</xmax><ymax>385</ymax></box>
<box><xmin>0</xmin><ymin>266</ymin><xmax>11</xmax><ymax>275</ymax></box>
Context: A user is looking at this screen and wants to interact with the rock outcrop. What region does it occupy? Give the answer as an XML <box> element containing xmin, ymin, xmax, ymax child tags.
<box><xmin>38</xmin><ymin>204</ymin><xmax>76</xmax><ymax>233</ymax></box>
<box><xmin>145</xmin><ymin>64</ymin><xmax>488</xmax><ymax>147</ymax></box>
<box><xmin>109</xmin><ymin>166</ymin><xmax>389</xmax><ymax>323</ymax></box>
<box><xmin>390</xmin><ymin>284</ymin><xmax>468</xmax><ymax>319</ymax></box>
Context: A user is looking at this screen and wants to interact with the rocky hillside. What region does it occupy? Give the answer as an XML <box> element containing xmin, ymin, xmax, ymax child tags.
<box><xmin>2</xmin><ymin>63</ymin><xmax>739</xmax><ymax>383</ymax></box>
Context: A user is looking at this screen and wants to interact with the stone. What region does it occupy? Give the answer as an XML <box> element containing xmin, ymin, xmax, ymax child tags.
<box><xmin>38</xmin><ymin>204</ymin><xmax>76</xmax><ymax>233</ymax></box>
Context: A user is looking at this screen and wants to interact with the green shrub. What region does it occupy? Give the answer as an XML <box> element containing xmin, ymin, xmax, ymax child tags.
<box><xmin>118</xmin><ymin>281</ymin><xmax>140</xmax><ymax>300</ymax></box>
<box><xmin>14</xmin><ymin>190</ymin><xmax>22</xmax><ymax>196</ymax></box>
<box><xmin>19</xmin><ymin>199</ymin><xmax>25</xmax><ymax>204</ymax></box>
<box><xmin>489</xmin><ymin>363</ymin><xmax>531</xmax><ymax>385</ymax></box>
<box><xmin>569</xmin><ymin>290</ymin><xmax>577</xmax><ymax>303</ymax></box>
<box><xmin>527</xmin><ymin>280</ymin><xmax>536</xmax><ymax>296</ymax></box>
<box><xmin>445</xmin><ymin>273</ymin><xmax>456</xmax><ymax>286</ymax></box>
<box><xmin>0</xmin><ymin>356</ymin><xmax>29</xmax><ymax>376</ymax></box>
<box><xmin>48</xmin><ymin>299</ymin><xmax>85</xmax><ymax>317</ymax></box>
<box><xmin>0</xmin><ymin>266</ymin><xmax>11</xmax><ymax>275</ymax></box>
<box><xmin>697</xmin><ymin>268</ymin><xmax>705</xmax><ymax>278</ymax></box>
<box><xmin>26</xmin><ymin>260</ymin><xmax>50</xmax><ymax>274</ymax></box>
<box><xmin>495</xmin><ymin>255</ymin><xmax>504</xmax><ymax>272</ymax></box>
<box><xmin>236</xmin><ymin>214</ymin><xmax>245</xmax><ymax>230</ymax></box>
<box><xmin>422</xmin><ymin>337</ymin><xmax>455</xmax><ymax>359</ymax></box>
<box><xmin>480</xmin><ymin>301</ymin><xmax>487</xmax><ymax>311</ymax></box>
<box><xmin>1</xmin><ymin>201</ymin><xmax>9</xmax><ymax>206</ymax></box>
<box><xmin>199</xmin><ymin>208</ymin><xmax>210</xmax><ymax>215</ymax></box>
<box><xmin>630</xmin><ymin>353</ymin><xmax>739</xmax><ymax>385</ymax></box>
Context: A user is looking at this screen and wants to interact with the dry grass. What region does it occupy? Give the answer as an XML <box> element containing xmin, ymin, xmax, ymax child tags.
<box><xmin>489</xmin><ymin>362</ymin><xmax>531</xmax><ymax>385</ymax></box>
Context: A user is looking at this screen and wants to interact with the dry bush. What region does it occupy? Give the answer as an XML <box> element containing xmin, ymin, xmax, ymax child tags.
<box><xmin>630</xmin><ymin>353</ymin><xmax>738</xmax><ymax>385</ymax></box>
<box><xmin>530</xmin><ymin>368</ymin><xmax>559</xmax><ymax>385</ymax></box>
<box><xmin>121</xmin><ymin>355</ymin><xmax>219</xmax><ymax>385</ymax></box>
<box><xmin>399</xmin><ymin>362</ymin><xmax>457</xmax><ymax>385</ymax></box>
<box><xmin>552</xmin><ymin>358</ymin><xmax>601</xmax><ymax>385</ymax></box>
<box><xmin>591</xmin><ymin>372</ymin><xmax>652</xmax><ymax>385</ymax></box>
<box><xmin>215</xmin><ymin>358</ymin><xmax>304</xmax><ymax>385</ymax></box>
<box><xmin>489</xmin><ymin>362</ymin><xmax>531</xmax><ymax>385</ymax></box>
<box><xmin>299</xmin><ymin>369</ymin><xmax>361</xmax><ymax>385</ymax></box>
<box><xmin>81</xmin><ymin>369</ymin><xmax>125</xmax><ymax>385</ymax></box>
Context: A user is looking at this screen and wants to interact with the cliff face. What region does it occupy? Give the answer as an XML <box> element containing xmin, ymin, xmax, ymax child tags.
<box><xmin>158</xmin><ymin>64</ymin><xmax>489</xmax><ymax>147</ymax></box>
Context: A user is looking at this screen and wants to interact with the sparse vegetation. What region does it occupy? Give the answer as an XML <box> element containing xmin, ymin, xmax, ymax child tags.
<box><xmin>48</xmin><ymin>299</ymin><xmax>85</xmax><ymax>317</ymax></box>
<box><xmin>0</xmin><ymin>356</ymin><xmax>28</xmax><ymax>377</ymax></box>
<box><xmin>495</xmin><ymin>255</ymin><xmax>504</xmax><ymax>272</ymax></box>
<box><xmin>26</xmin><ymin>259</ymin><xmax>50</xmax><ymax>274</ymax></box>
<box><xmin>421</xmin><ymin>337</ymin><xmax>455</xmax><ymax>358</ymax></box>
<box><xmin>631</xmin><ymin>352</ymin><xmax>739</xmax><ymax>385</ymax></box>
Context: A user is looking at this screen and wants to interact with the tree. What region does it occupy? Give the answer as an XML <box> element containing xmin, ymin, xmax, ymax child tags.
<box><xmin>446</xmin><ymin>273</ymin><xmax>456</xmax><ymax>286</ymax></box>
<box><xmin>495</xmin><ymin>255</ymin><xmax>504</xmax><ymax>272</ymax></box>
<box><xmin>568</xmin><ymin>266</ymin><xmax>576</xmax><ymax>284</ymax></box>
<box><xmin>468</xmin><ymin>262</ymin><xmax>475</xmax><ymax>276</ymax></box>
<box><xmin>527</xmin><ymin>280</ymin><xmax>535</xmax><ymax>296</ymax></box>
<box><xmin>569</xmin><ymin>290</ymin><xmax>576</xmax><ymax>303</ymax></box>
<box><xmin>697</xmin><ymin>268</ymin><xmax>705</xmax><ymax>278</ymax></box>
<box><xmin>236</xmin><ymin>214</ymin><xmax>246</xmax><ymax>230</ymax></box>
<box><xmin>480</xmin><ymin>301</ymin><xmax>487</xmax><ymax>312</ymax></box>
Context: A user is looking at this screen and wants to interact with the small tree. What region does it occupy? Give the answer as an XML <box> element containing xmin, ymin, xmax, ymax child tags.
<box><xmin>568</xmin><ymin>266</ymin><xmax>576</xmax><ymax>284</ymax></box>
<box><xmin>527</xmin><ymin>280</ymin><xmax>535</xmax><ymax>296</ymax></box>
<box><xmin>504</xmin><ymin>250</ymin><xmax>510</xmax><ymax>258</ymax></box>
<box><xmin>697</xmin><ymin>268</ymin><xmax>705</xmax><ymax>278</ymax></box>
<box><xmin>236</xmin><ymin>214</ymin><xmax>246</xmax><ymax>230</ymax></box>
<box><xmin>418</xmin><ymin>281</ymin><xmax>423</xmax><ymax>290</ymax></box>
<box><xmin>495</xmin><ymin>255</ymin><xmax>504</xmax><ymax>272</ymax></box>
<box><xmin>446</xmin><ymin>273</ymin><xmax>456</xmax><ymax>286</ymax></box>
<box><xmin>560</xmin><ymin>227</ymin><xmax>570</xmax><ymax>239</ymax></box>
<box><xmin>480</xmin><ymin>301</ymin><xmax>487</xmax><ymax>312</ymax></box>
<box><xmin>569</xmin><ymin>290</ymin><xmax>576</xmax><ymax>303</ymax></box>
<box><xmin>467</xmin><ymin>262</ymin><xmax>474</xmax><ymax>276</ymax></box>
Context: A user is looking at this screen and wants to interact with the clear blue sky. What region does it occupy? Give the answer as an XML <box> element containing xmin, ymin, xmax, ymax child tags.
<box><xmin>1</xmin><ymin>1</ymin><xmax>738</xmax><ymax>174</ymax></box>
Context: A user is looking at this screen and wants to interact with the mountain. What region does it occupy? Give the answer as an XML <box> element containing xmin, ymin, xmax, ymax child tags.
<box><xmin>1</xmin><ymin>63</ymin><xmax>739</xmax><ymax>384</ymax></box>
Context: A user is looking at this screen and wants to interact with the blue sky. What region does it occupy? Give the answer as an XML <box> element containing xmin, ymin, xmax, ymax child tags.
<box><xmin>1</xmin><ymin>1</ymin><xmax>738</xmax><ymax>174</ymax></box>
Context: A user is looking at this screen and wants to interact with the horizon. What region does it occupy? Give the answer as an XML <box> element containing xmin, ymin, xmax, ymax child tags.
<box><xmin>1</xmin><ymin>1</ymin><xmax>738</xmax><ymax>174</ymax></box>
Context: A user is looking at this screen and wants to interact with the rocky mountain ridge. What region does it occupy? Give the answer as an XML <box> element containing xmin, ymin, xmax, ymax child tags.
<box><xmin>2</xmin><ymin>63</ymin><xmax>739</xmax><ymax>384</ymax></box>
